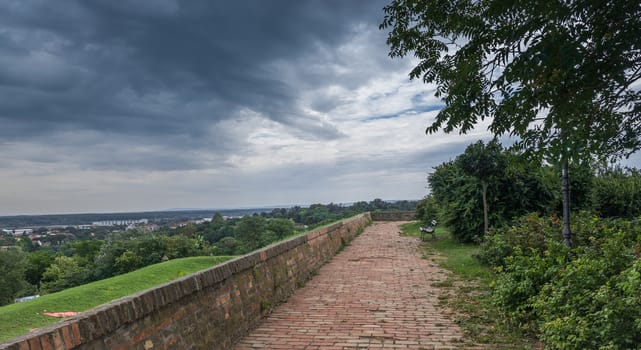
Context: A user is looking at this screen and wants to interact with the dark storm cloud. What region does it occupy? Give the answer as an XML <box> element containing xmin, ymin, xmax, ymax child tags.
<box><xmin>0</xmin><ymin>0</ymin><xmax>390</xmax><ymax>149</ymax></box>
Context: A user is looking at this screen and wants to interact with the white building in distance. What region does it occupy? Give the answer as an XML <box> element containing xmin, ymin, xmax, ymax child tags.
<box><xmin>2</xmin><ymin>228</ymin><xmax>34</xmax><ymax>236</ymax></box>
<box><xmin>92</xmin><ymin>219</ymin><xmax>149</xmax><ymax>227</ymax></box>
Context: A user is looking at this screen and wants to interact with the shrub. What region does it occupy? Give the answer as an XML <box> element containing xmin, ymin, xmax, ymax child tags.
<box><xmin>532</xmin><ymin>230</ymin><xmax>641</xmax><ymax>349</ymax></box>
<box><xmin>416</xmin><ymin>195</ymin><xmax>439</xmax><ymax>226</ymax></box>
<box><xmin>483</xmin><ymin>213</ymin><xmax>641</xmax><ymax>349</ymax></box>
<box><xmin>593</xmin><ymin>167</ymin><xmax>641</xmax><ymax>218</ymax></box>
<box><xmin>491</xmin><ymin>241</ymin><xmax>570</xmax><ymax>330</ymax></box>
<box><xmin>476</xmin><ymin>213</ymin><xmax>561</xmax><ymax>267</ymax></box>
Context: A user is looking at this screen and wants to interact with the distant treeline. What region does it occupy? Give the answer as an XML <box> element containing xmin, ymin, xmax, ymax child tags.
<box><xmin>259</xmin><ymin>199</ymin><xmax>417</xmax><ymax>226</ymax></box>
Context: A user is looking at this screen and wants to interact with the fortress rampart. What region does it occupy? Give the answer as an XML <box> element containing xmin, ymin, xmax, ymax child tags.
<box><xmin>1</xmin><ymin>211</ymin><xmax>414</xmax><ymax>350</ymax></box>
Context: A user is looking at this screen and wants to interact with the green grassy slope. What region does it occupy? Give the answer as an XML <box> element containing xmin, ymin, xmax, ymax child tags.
<box><xmin>0</xmin><ymin>256</ymin><xmax>234</xmax><ymax>342</ymax></box>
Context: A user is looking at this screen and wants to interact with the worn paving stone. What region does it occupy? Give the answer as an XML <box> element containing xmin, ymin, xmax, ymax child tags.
<box><xmin>234</xmin><ymin>221</ymin><xmax>480</xmax><ymax>350</ymax></box>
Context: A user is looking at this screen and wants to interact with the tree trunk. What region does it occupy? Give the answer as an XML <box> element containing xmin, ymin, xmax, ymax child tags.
<box><xmin>561</xmin><ymin>160</ymin><xmax>573</xmax><ymax>247</ymax></box>
<box><xmin>482</xmin><ymin>180</ymin><xmax>488</xmax><ymax>236</ymax></box>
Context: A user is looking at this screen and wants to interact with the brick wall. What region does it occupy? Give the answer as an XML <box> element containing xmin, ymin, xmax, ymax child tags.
<box><xmin>370</xmin><ymin>211</ymin><xmax>416</xmax><ymax>221</ymax></box>
<box><xmin>1</xmin><ymin>213</ymin><xmax>372</xmax><ymax>350</ymax></box>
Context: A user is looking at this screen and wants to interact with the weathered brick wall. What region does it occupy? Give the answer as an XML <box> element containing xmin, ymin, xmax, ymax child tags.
<box><xmin>370</xmin><ymin>211</ymin><xmax>416</xmax><ymax>221</ymax></box>
<box><xmin>1</xmin><ymin>213</ymin><xmax>372</xmax><ymax>350</ymax></box>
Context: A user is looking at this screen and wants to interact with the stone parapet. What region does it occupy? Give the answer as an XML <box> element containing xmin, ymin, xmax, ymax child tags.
<box><xmin>0</xmin><ymin>213</ymin><xmax>372</xmax><ymax>350</ymax></box>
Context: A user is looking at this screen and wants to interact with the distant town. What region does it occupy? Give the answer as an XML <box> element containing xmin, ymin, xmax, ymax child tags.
<box><xmin>0</xmin><ymin>208</ymin><xmax>270</xmax><ymax>249</ymax></box>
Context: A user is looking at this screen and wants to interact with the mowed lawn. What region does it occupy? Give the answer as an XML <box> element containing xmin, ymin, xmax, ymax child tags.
<box><xmin>0</xmin><ymin>256</ymin><xmax>234</xmax><ymax>342</ymax></box>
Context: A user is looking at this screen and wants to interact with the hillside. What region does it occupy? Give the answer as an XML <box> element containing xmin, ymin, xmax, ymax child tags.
<box><xmin>0</xmin><ymin>255</ymin><xmax>233</xmax><ymax>342</ymax></box>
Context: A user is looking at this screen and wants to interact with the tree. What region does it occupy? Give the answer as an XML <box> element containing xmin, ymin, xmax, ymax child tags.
<box><xmin>216</xmin><ymin>236</ymin><xmax>239</xmax><ymax>255</ymax></box>
<box><xmin>41</xmin><ymin>255</ymin><xmax>86</xmax><ymax>293</ymax></box>
<box><xmin>267</xmin><ymin>218</ymin><xmax>295</xmax><ymax>240</ymax></box>
<box><xmin>179</xmin><ymin>224</ymin><xmax>197</xmax><ymax>237</ymax></box>
<box><xmin>94</xmin><ymin>236</ymin><xmax>128</xmax><ymax>279</ymax></box>
<box><xmin>370</xmin><ymin>198</ymin><xmax>389</xmax><ymax>211</ymax></box>
<box><xmin>210</xmin><ymin>212</ymin><xmax>225</xmax><ymax>227</ymax></box>
<box><xmin>166</xmin><ymin>235</ymin><xmax>198</xmax><ymax>259</ymax></box>
<box><xmin>114</xmin><ymin>251</ymin><xmax>144</xmax><ymax>274</ymax></box>
<box><xmin>18</xmin><ymin>236</ymin><xmax>35</xmax><ymax>253</ymax></box>
<box><xmin>203</xmin><ymin>213</ymin><xmax>234</xmax><ymax>244</ymax></box>
<box><xmin>24</xmin><ymin>250</ymin><xmax>55</xmax><ymax>288</ymax></box>
<box><xmin>457</xmin><ymin>140</ymin><xmax>506</xmax><ymax>235</ymax></box>
<box><xmin>0</xmin><ymin>248</ymin><xmax>28</xmax><ymax>305</ymax></box>
<box><xmin>429</xmin><ymin>142</ymin><xmax>556</xmax><ymax>241</ymax></box>
<box><xmin>235</xmin><ymin>216</ymin><xmax>267</xmax><ymax>253</ymax></box>
<box><xmin>381</xmin><ymin>0</ymin><xmax>641</xmax><ymax>246</ymax></box>
<box><xmin>429</xmin><ymin>160</ymin><xmax>485</xmax><ymax>241</ymax></box>
<box><xmin>63</xmin><ymin>240</ymin><xmax>103</xmax><ymax>268</ymax></box>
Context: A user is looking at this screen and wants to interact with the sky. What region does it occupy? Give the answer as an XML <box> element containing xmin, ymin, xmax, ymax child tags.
<box><xmin>0</xmin><ymin>1</ymin><xmax>509</xmax><ymax>215</ymax></box>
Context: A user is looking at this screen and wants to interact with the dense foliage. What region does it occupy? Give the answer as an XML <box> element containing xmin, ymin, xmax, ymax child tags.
<box><xmin>418</xmin><ymin>140</ymin><xmax>641</xmax><ymax>348</ymax></box>
<box><xmin>381</xmin><ymin>0</ymin><xmax>641</xmax><ymax>164</ymax></box>
<box><xmin>0</xmin><ymin>249</ymin><xmax>28</xmax><ymax>305</ymax></box>
<box><xmin>423</xmin><ymin>141</ymin><xmax>557</xmax><ymax>242</ymax></box>
<box><xmin>592</xmin><ymin>167</ymin><xmax>641</xmax><ymax>219</ymax></box>
<box><xmin>382</xmin><ymin>0</ymin><xmax>641</xmax><ymax>343</ymax></box>
<box><xmin>382</xmin><ymin>0</ymin><xmax>641</xmax><ymax>247</ymax></box>
<box><xmin>420</xmin><ymin>140</ymin><xmax>609</xmax><ymax>243</ymax></box>
<box><xmin>0</xmin><ymin>199</ymin><xmax>414</xmax><ymax>306</ymax></box>
<box><xmin>479</xmin><ymin>213</ymin><xmax>641</xmax><ymax>349</ymax></box>
<box><xmin>260</xmin><ymin>199</ymin><xmax>416</xmax><ymax>225</ymax></box>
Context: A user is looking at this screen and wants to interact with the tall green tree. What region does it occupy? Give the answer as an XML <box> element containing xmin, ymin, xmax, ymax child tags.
<box><xmin>457</xmin><ymin>140</ymin><xmax>506</xmax><ymax>235</ymax></box>
<box><xmin>235</xmin><ymin>216</ymin><xmax>267</xmax><ymax>253</ymax></box>
<box><xmin>429</xmin><ymin>142</ymin><xmax>556</xmax><ymax>242</ymax></box>
<box><xmin>18</xmin><ymin>236</ymin><xmax>35</xmax><ymax>253</ymax></box>
<box><xmin>0</xmin><ymin>249</ymin><xmax>28</xmax><ymax>305</ymax></box>
<box><xmin>429</xmin><ymin>160</ymin><xmax>484</xmax><ymax>241</ymax></box>
<box><xmin>41</xmin><ymin>255</ymin><xmax>85</xmax><ymax>293</ymax></box>
<box><xmin>267</xmin><ymin>218</ymin><xmax>295</xmax><ymax>240</ymax></box>
<box><xmin>24</xmin><ymin>250</ymin><xmax>55</xmax><ymax>289</ymax></box>
<box><xmin>381</xmin><ymin>0</ymin><xmax>641</xmax><ymax>246</ymax></box>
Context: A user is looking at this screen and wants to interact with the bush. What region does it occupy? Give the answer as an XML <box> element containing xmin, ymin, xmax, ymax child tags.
<box><xmin>593</xmin><ymin>167</ymin><xmax>641</xmax><ymax>218</ymax></box>
<box><xmin>0</xmin><ymin>249</ymin><xmax>29</xmax><ymax>305</ymax></box>
<box><xmin>491</xmin><ymin>240</ymin><xmax>571</xmax><ymax>331</ymax></box>
<box><xmin>483</xmin><ymin>213</ymin><xmax>641</xmax><ymax>349</ymax></box>
<box><xmin>476</xmin><ymin>213</ymin><xmax>561</xmax><ymax>267</ymax></box>
<box><xmin>416</xmin><ymin>195</ymin><xmax>439</xmax><ymax>226</ymax></box>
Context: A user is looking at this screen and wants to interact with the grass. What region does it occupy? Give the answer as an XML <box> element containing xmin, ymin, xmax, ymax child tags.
<box><xmin>400</xmin><ymin>222</ymin><xmax>539</xmax><ymax>350</ymax></box>
<box><xmin>0</xmin><ymin>255</ymin><xmax>234</xmax><ymax>342</ymax></box>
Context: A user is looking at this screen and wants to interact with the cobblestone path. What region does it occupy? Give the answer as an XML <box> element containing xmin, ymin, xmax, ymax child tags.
<box><xmin>234</xmin><ymin>221</ymin><xmax>470</xmax><ymax>350</ymax></box>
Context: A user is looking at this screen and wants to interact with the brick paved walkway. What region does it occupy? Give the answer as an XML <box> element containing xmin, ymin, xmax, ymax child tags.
<box><xmin>234</xmin><ymin>221</ymin><xmax>468</xmax><ymax>350</ymax></box>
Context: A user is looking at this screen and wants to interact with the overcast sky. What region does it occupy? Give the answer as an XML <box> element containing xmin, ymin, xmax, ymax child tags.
<box><xmin>0</xmin><ymin>1</ymin><xmax>521</xmax><ymax>215</ymax></box>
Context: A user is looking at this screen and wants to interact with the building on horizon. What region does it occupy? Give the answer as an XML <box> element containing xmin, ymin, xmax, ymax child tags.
<box><xmin>92</xmin><ymin>219</ymin><xmax>149</xmax><ymax>227</ymax></box>
<box><xmin>2</xmin><ymin>228</ymin><xmax>34</xmax><ymax>236</ymax></box>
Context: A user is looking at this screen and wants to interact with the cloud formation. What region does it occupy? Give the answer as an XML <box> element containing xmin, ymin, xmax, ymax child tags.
<box><xmin>0</xmin><ymin>0</ymin><xmax>486</xmax><ymax>215</ymax></box>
